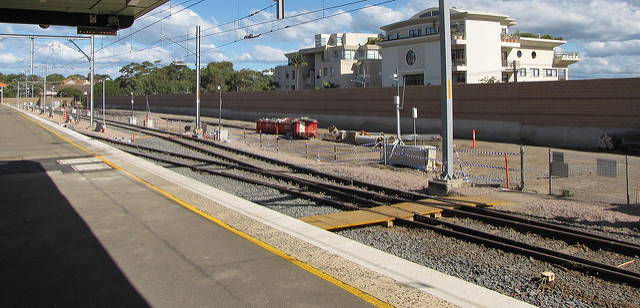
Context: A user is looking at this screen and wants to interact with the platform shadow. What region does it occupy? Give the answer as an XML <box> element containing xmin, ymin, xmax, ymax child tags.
<box><xmin>0</xmin><ymin>160</ymin><xmax>150</xmax><ymax>307</ymax></box>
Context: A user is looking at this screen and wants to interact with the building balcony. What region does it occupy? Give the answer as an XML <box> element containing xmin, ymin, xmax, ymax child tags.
<box><xmin>382</xmin><ymin>31</ymin><xmax>466</xmax><ymax>43</ymax></box>
<box><xmin>502</xmin><ymin>60</ymin><xmax>520</xmax><ymax>71</ymax></box>
<box><xmin>500</xmin><ymin>35</ymin><xmax>520</xmax><ymax>49</ymax></box>
<box><xmin>453</xmin><ymin>58</ymin><xmax>467</xmax><ymax>66</ymax></box>
<box><xmin>554</xmin><ymin>52</ymin><xmax>581</xmax><ymax>66</ymax></box>
<box><xmin>452</xmin><ymin>58</ymin><xmax>467</xmax><ymax>71</ymax></box>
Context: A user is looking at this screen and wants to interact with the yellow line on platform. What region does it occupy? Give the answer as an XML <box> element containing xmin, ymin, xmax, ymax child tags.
<box><xmin>18</xmin><ymin>109</ymin><xmax>393</xmax><ymax>308</ymax></box>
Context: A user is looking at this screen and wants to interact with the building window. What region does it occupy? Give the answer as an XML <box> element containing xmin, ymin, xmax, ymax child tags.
<box><xmin>518</xmin><ymin>68</ymin><xmax>526</xmax><ymax>77</ymax></box>
<box><xmin>292</xmin><ymin>71</ymin><xmax>296</xmax><ymax>80</ymax></box>
<box><xmin>406</xmin><ymin>50</ymin><xmax>416</xmax><ymax>66</ymax></box>
<box><xmin>545</xmin><ymin>69</ymin><xmax>557</xmax><ymax>77</ymax></box>
<box><xmin>517</xmin><ymin>50</ymin><xmax>522</xmax><ymax>58</ymax></box>
<box><xmin>559</xmin><ymin>69</ymin><xmax>566</xmax><ymax>80</ymax></box>
<box><xmin>530</xmin><ymin>68</ymin><xmax>539</xmax><ymax>77</ymax></box>
<box><xmin>330</xmin><ymin>67</ymin><xmax>335</xmax><ymax>77</ymax></box>
<box><xmin>532</xmin><ymin>51</ymin><xmax>537</xmax><ymax>59</ymax></box>
<box><xmin>336</xmin><ymin>37</ymin><xmax>342</xmax><ymax>46</ymax></box>
<box><xmin>409</xmin><ymin>29</ymin><xmax>418</xmax><ymax>37</ymax></box>
<box><xmin>425</xmin><ymin>27</ymin><xmax>436</xmax><ymax>35</ymax></box>
<box><xmin>323</xmin><ymin>67</ymin><xmax>328</xmax><ymax>78</ymax></box>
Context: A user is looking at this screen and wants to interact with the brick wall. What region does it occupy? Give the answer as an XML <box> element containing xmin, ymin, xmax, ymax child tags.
<box><xmin>104</xmin><ymin>78</ymin><xmax>640</xmax><ymax>148</ymax></box>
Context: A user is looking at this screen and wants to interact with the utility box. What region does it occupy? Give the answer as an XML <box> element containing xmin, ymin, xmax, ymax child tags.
<box><xmin>216</xmin><ymin>129</ymin><xmax>229</xmax><ymax>141</ymax></box>
<box><xmin>385</xmin><ymin>145</ymin><xmax>437</xmax><ymax>171</ymax></box>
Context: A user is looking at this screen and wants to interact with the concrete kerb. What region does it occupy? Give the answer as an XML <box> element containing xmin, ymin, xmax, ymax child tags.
<box><xmin>18</xmin><ymin>107</ymin><xmax>533</xmax><ymax>308</ymax></box>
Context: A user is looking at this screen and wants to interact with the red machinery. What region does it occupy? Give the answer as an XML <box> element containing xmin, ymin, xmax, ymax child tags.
<box><xmin>256</xmin><ymin>117</ymin><xmax>318</xmax><ymax>138</ymax></box>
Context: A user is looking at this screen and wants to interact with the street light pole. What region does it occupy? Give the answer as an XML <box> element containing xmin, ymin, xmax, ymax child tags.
<box><xmin>195</xmin><ymin>25</ymin><xmax>201</xmax><ymax>132</ymax></box>
<box><xmin>50</xmin><ymin>86</ymin><xmax>55</xmax><ymax>118</ymax></box>
<box><xmin>130</xmin><ymin>92</ymin><xmax>134</xmax><ymax>123</ymax></box>
<box><xmin>393</xmin><ymin>68</ymin><xmax>401</xmax><ymax>143</ymax></box>
<box><xmin>101</xmin><ymin>79</ymin><xmax>109</xmax><ymax>130</ymax></box>
<box><xmin>218</xmin><ymin>85</ymin><xmax>222</xmax><ymax>140</ymax></box>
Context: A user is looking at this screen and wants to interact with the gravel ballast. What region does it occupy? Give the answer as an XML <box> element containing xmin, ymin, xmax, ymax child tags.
<box><xmin>35</xmin><ymin>112</ymin><xmax>640</xmax><ymax>307</ymax></box>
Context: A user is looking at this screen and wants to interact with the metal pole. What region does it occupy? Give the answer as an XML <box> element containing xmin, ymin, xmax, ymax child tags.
<box><xmin>439</xmin><ymin>0</ymin><xmax>455</xmax><ymax>180</ymax></box>
<box><xmin>50</xmin><ymin>86</ymin><xmax>54</xmax><ymax>117</ymax></box>
<box><xmin>394</xmin><ymin>68</ymin><xmax>401</xmax><ymax>142</ymax></box>
<box><xmin>102</xmin><ymin>80</ymin><xmax>106</xmax><ymax>130</ymax></box>
<box><xmin>196</xmin><ymin>25</ymin><xmax>201</xmax><ymax>131</ymax></box>
<box><xmin>626</xmin><ymin>156</ymin><xmax>630</xmax><ymax>205</ymax></box>
<box><xmin>548</xmin><ymin>149</ymin><xmax>552</xmax><ymax>195</ymax></box>
<box><xmin>42</xmin><ymin>66</ymin><xmax>46</xmax><ymax>114</ymax></box>
<box><xmin>89</xmin><ymin>35</ymin><xmax>95</xmax><ymax>127</ymax></box>
<box><xmin>130</xmin><ymin>92</ymin><xmax>134</xmax><ymax>121</ymax></box>
<box><xmin>218</xmin><ymin>85</ymin><xmax>222</xmax><ymax>140</ymax></box>
<box><xmin>520</xmin><ymin>145</ymin><xmax>525</xmax><ymax>189</ymax></box>
<box><xmin>412</xmin><ymin>107</ymin><xmax>418</xmax><ymax>146</ymax></box>
<box><xmin>30</xmin><ymin>36</ymin><xmax>34</xmax><ymax>76</ymax></box>
<box><xmin>383</xmin><ymin>135</ymin><xmax>388</xmax><ymax>165</ymax></box>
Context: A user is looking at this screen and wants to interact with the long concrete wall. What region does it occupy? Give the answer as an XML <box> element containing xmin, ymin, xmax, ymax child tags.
<box><xmin>103</xmin><ymin>78</ymin><xmax>639</xmax><ymax>149</ymax></box>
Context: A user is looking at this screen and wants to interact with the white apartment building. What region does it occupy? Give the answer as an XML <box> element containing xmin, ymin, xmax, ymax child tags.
<box><xmin>378</xmin><ymin>8</ymin><xmax>580</xmax><ymax>86</ymax></box>
<box><xmin>275</xmin><ymin>33</ymin><xmax>383</xmax><ymax>90</ymax></box>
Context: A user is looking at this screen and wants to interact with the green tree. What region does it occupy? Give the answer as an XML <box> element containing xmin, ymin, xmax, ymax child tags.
<box><xmin>201</xmin><ymin>61</ymin><xmax>234</xmax><ymax>92</ymax></box>
<box><xmin>57</xmin><ymin>87</ymin><xmax>86</xmax><ymax>108</ymax></box>
<box><xmin>289</xmin><ymin>52</ymin><xmax>307</xmax><ymax>90</ymax></box>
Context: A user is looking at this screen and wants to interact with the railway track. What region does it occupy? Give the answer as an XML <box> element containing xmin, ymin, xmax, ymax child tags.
<box><xmin>84</xmin><ymin>116</ymin><xmax>640</xmax><ymax>287</ymax></box>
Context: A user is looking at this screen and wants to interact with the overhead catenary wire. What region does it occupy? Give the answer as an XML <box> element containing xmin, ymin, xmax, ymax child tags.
<box><xmin>10</xmin><ymin>0</ymin><xmax>397</xmax><ymax>76</ymax></box>
<box><xmin>95</xmin><ymin>0</ymin><xmax>396</xmax><ymax>71</ymax></box>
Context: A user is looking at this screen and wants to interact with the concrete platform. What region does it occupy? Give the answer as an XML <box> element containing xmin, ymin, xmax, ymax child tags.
<box><xmin>0</xmin><ymin>105</ymin><xmax>534</xmax><ymax>308</ymax></box>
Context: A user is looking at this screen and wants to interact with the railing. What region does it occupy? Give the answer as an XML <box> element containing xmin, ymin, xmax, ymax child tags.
<box><xmin>383</xmin><ymin>31</ymin><xmax>466</xmax><ymax>42</ymax></box>
<box><xmin>555</xmin><ymin>52</ymin><xmax>580</xmax><ymax>60</ymax></box>
<box><xmin>225</xmin><ymin>128</ymin><xmax>639</xmax><ymax>205</ymax></box>
<box><xmin>453</xmin><ymin>59</ymin><xmax>467</xmax><ymax>66</ymax></box>
<box><xmin>501</xmin><ymin>34</ymin><xmax>520</xmax><ymax>43</ymax></box>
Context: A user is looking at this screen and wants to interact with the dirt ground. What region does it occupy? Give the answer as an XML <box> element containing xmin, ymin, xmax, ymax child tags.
<box><xmin>20</xmin><ymin>106</ymin><xmax>640</xmax><ymax>228</ymax></box>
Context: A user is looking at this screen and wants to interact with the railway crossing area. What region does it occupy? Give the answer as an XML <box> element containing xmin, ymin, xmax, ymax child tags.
<box><xmin>300</xmin><ymin>196</ymin><xmax>511</xmax><ymax>230</ymax></box>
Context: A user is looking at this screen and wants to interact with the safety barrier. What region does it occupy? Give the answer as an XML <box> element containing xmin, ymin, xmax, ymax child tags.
<box><xmin>226</xmin><ymin>128</ymin><xmax>639</xmax><ymax>205</ymax></box>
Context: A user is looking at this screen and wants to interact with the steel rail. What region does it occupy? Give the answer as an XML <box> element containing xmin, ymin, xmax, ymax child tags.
<box><xmin>88</xmin><ymin>117</ymin><xmax>640</xmax><ymax>255</ymax></box>
<box><xmin>82</xmin><ymin>115</ymin><xmax>640</xmax><ymax>285</ymax></box>
<box><xmin>443</xmin><ymin>206</ymin><xmax>640</xmax><ymax>256</ymax></box>
<box><xmin>399</xmin><ymin>215</ymin><xmax>640</xmax><ymax>287</ymax></box>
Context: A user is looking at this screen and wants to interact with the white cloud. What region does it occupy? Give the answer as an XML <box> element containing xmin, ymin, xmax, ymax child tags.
<box><xmin>232</xmin><ymin>45</ymin><xmax>287</xmax><ymax>63</ymax></box>
<box><xmin>2</xmin><ymin>0</ymin><xmax>640</xmax><ymax>78</ymax></box>
<box><xmin>582</xmin><ymin>40</ymin><xmax>640</xmax><ymax>57</ymax></box>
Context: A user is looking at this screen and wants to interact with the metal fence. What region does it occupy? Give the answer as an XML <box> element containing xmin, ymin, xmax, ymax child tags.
<box><xmin>547</xmin><ymin>150</ymin><xmax>639</xmax><ymax>205</ymax></box>
<box><xmin>228</xmin><ymin>129</ymin><xmax>638</xmax><ymax>205</ymax></box>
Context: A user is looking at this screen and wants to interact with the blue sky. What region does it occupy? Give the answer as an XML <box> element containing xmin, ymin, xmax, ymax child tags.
<box><xmin>1</xmin><ymin>0</ymin><xmax>639</xmax><ymax>80</ymax></box>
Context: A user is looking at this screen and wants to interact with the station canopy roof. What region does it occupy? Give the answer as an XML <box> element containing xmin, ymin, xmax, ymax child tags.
<box><xmin>0</xmin><ymin>0</ymin><xmax>170</xmax><ymax>32</ymax></box>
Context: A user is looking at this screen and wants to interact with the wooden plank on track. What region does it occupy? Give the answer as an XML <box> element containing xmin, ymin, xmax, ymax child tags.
<box><xmin>391</xmin><ymin>201</ymin><xmax>443</xmax><ymax>217</ymax></box>
<box><xmin>299</xmin><ymin>209</ymin><xmax>393</xmax><ymax>230</ymax></box>
<box><xmin>440</xmin><ymin>195</ymin><xmax>512</xmax><ymax>207</ymax></box>
<box><xmin>369</xmin><ymin>205</ymin><xmax>415</xmax><ymax>219</ymax></box>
